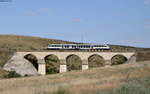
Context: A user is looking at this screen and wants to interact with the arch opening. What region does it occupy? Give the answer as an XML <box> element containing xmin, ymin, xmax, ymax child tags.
<box><xmin>88</xmin><ymin>54</ymin><xmax>105</xmax><ymax>68</ymax></box>
<box><xmin>66</xmin><ymin>54</ymin><xmax>82</xmax><ymax>71</ymax></box>
<box><xmin>44</xmin><ymin>54</ymin><xmax>60</xmax><ymax>74</ymax></box>
<box><xmin>111</xmin><ymin>54</ymin><xmax>128</xmax><ymax>65</ymax></box>
<box><xmin>24</xmin><ymin>54</ymin><xmax>38</xmax><ymax>71</ymax></box>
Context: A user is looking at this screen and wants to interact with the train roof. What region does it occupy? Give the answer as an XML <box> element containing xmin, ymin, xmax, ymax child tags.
<box><xmin>48</xmin><ymin>44</ymin><xmax>108</xmax><ymax>45</ymax></box>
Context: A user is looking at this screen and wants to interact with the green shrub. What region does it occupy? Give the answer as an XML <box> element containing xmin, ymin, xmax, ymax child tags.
<box><xmin>4</xmin><ymin>71</ymin><xmax>21</xmax><ymax>78</ymax></box>
<box><xmin>66</xmin><ymin>55</ymin><xmax>82</xmax><ymax>71</ymax></box>
<box><xmin>53</xmin><ymin>88</ymin><xmax>70</xmax><ymax>94</ymax></box>
<box><xmin>34</xmin><ymin>91</ymin><xmax>50</xmax><ymax>94</ymax></box>
<box><xmin>111</xmin><ymin>55</ymin><xmax>127</xmax><ymax>65</ymax></box>
<box><xmin>111</xmin><ymin>84</ymin><xmax>150</xmax><ymax>94</ymax></box>
<box><xmin>95</xmin><ymin>77</ymin><xmax>150</xmax><ymax>94</ymax></box>
<box><xmin>45</xmin><ymin>55</ymin><xmax>60</xmax><ymax>74</ymax></box>
<box><xmin>24</xmin><ymin>74</ymin><xmax>30</xmax><ymax>77</ymax></box>
<box><xmin>46</xmin><ymin>67</ymin><xmax>59</xmax><ymax>74</ymax></box>
<box><xmin>88</xmin><ymin>55</ymin><xmax>105</xmax><ymax>68</ymax></box>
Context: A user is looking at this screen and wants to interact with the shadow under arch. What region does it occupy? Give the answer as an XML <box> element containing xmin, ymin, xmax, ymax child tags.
<box><xmin>66</xmin><ymin>54</ymin><xmax>82</xmax><ymax>71</ymax></box>
<box><xmin>44</xmin><ymin>54</ymin><xmax>60</xmax><ymax>74</ymax></box>
<box><xmin>24</xmin><ymin>54</ymin><xmax>38</xmax><ymax>71</ymax></box>
<box><xmin>111</xmin><ymin>54</ymin><xmax>128</xmax><ymax>65</ymax></box>
<box><xmin>88</xmin><ymin>54</ymin><xmax>105</xmax><ymax>68</ymax></box>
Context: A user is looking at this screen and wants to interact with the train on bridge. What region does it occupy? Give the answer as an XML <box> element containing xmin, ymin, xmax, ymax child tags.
<box><xmin>47</xmin><ymin>44</ymin><xmax>110</xmax><ymax>50</ymax></box>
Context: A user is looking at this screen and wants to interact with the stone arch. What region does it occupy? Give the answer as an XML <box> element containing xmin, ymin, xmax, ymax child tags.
<box><xmin>44</xmin><ymin>54</ymin><xmax>60</xmax><ymax>74</ymax></box>
<box><xmin>111</xmin><ymin>54</ymin><xmax>128</xmax><ymax>65</ymax></box>
<box><xmin>88</xmin><ymin>54</ymin><xmax>105</xmax><ymax>68</ymax></box>
<box><xmin>24</xmin><ymin>54</ymin><xmax>38</xmax><ymax>71</ymax></box>
<box><xmin>66</xmin><ymin>54</ymin><xmax>82</xmax><ymax>71</ymax></box>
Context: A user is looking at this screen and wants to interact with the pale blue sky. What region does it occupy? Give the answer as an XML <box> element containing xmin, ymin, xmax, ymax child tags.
<box><xmin>0</xmin><ymin>0</ymin><xmax>150</xmax><ymax>47</ymax></box>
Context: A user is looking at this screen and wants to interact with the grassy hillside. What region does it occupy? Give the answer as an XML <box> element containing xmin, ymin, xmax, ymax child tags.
<box><xmin>0</xmin><ymin>35</ymin><xmax>150</xmax><ymax>68</ymax></box>
<box><xmin>0</xmin><ymin>61</ymin><xmax>150</xmax><ymax>94</ymax></box>
<box><xmin>0</xmin><ymin>35</ymin><xmax>73</xmax><ymax>69</ymax></box>
<box><xmin>0</xmin><ymin>35</ymin><xmax>149</xmax><ymax>52</ymax></box>
<box><xmin>0</xmin><ymin>35</ymin><xmax>74</xmax><ymax>51</ymax></box>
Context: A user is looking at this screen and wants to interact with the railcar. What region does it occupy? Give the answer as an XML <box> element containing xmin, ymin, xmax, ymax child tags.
<box><xmin>47</xmin><ymin>44</ymin><xmax>110</xmax><ymax>50</ymax></box>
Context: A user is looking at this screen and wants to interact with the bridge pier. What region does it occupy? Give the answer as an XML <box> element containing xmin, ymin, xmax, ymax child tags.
<box><xmin>82</xmin><ymin>65</ymin><xmax>88</xmax><ymax>70</ymax></box>
<box><xmin>126</xmin><ymin>55</ymin><xmax>137</xmax><ymax>64</ymax></box>
<box><xmin>38</xmin><ymin>59</ymin><xmax>46</xmax><ymax>75</ymax></box>
<box><xmin>105</xmin><ymin>60</ymin><xmax>112</xmax><ymax>66</ymax></box>
<box><xmin>82</xmin><ymin>59</ymin><xmax>89</xmax><ymax>70</ymax></box>
<box><xmin>60</xmin><ymin>59</ymin><xmax>67</xmax><ymax>73</ymax></box>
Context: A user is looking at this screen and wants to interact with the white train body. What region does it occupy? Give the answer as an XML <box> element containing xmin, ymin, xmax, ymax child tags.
<box><xmin>47</xmin><ymin>44</ymin><xmax>110</xmax><ymax>50</ymax></box>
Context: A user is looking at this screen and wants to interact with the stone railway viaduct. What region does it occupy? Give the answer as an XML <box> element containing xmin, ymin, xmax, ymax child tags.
<box><xmin>14</xmin><ymin>51</ymin><xmax>136</xmax><ymax>75</ymax></box>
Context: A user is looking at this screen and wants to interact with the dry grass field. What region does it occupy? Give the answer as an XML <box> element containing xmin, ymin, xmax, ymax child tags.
<box><xmin>0</xmin><ymin>35</ymin><xmax>150</xmax><ymax>94</ymax></box>
<box><xmin>0</xmin><ymin>61</ymin><xmax>150</xmax><ymax>94</ymax></box>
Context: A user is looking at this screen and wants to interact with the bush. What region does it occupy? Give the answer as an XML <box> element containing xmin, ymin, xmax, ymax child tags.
<box><xmin>46</xmin><ymin>67</ymin><xmax>59</xmax><ymax>74</ymax></box>
<box><xmin>53</xmin><ymin>88</ymin><xmax>70</xmax><ymax>94</ymax></box>
<box><xmin>45</xmin><ymin>55</ymin><xmax>60</xmax><ymax>74</ymax></box>
<box><xmin>4</xmin><ymin>71</ymin><xmax>21</xmax><ymax>78</ymax></box>
<box><xmin>111</xmin><ymin>55</ymin><xmax>127</xmax><ymax>65</ymax></box>
<box><xmin>66</xmin><ymin>55</ymin><xmax>82</xmax><ymax>71</ymax></box>
<box><xmin>35</xmin><ymin>88</ymin><xmax>70</xmax><ymax>94</ymax></box>
<box><xmin>34</xmin><ymin>91</ymin><xmax>50</xmax><ymax>94</ymax></box>
<box><xmin>95</xmin><ymin>77</ymin><xmax>150</xmax><ymax>94</ymax></box>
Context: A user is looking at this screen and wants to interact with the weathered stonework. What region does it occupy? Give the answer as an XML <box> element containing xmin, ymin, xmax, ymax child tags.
<box><xmin>82</xmin><ymin>65</ymin><xmax>89</xmax><ymax>70</ymax></box>
<box><xmin>3</xmin><ymin>55</ymin><xmax>39</xmax><ymax>76</ymax></box>
<box><xmin>7</xmin><ymin>52</ymin><xmax>136</xmax><ymax>75</ymax></box>
<box><xmin>60</xmin><ymin>65</ymin><xmax>67</xmax><ymax>73</ymax></box>
<box><xmin>38</xmin><ymin>63</ymin><xmax>46</xmax><ymax>75</ymax></box>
